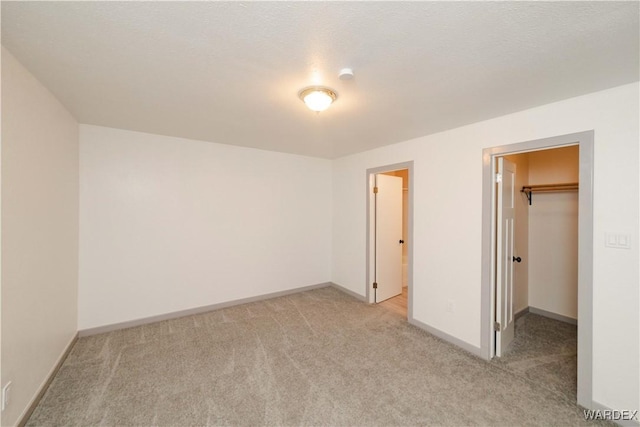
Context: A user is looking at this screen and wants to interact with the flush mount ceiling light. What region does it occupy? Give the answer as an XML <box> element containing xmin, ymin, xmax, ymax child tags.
<box><xmin>298</xmin><ymin>86</ymin><xmax>338</xmax><ymax>112</ymax></box>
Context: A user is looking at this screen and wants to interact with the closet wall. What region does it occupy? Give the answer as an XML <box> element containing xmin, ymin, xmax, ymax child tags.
<box><xmin>508</xmin><ymin>145</ymin><xmax>579</xmax><ymax>319</ymax></box>
<box><xmin>527</xmin><ymin>146</ymin><xmax>579</xmax><ymax>319</ymax></box>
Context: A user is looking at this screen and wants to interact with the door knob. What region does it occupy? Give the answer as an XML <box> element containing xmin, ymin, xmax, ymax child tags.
<box><xmin>399</xmin><ymin>240</ymin><xmax>405</xmax><ymax>244</ymax></box>
<box><xmin>513</xmin><ymin>256</ymin><xmax>522</xmax><ymax>263</ymax></box>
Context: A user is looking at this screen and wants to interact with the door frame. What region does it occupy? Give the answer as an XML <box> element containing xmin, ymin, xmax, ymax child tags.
<box><xmin>480</xmin><ymin>131</ymin><xmax>594</xmax><ymax>408</ymax></box>
<box><xmin>365</xmin><ymin>161</ymin><xmax>414</xmax><ymax>319</ymax></box>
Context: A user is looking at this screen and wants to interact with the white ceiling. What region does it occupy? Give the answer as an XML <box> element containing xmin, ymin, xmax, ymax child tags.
<box><xmin>2</xmin><ymin>2</ymin><xmax>638</xmax><ymax>159</ymax></box>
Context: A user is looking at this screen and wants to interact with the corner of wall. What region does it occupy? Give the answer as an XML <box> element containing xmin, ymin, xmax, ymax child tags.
<box><xmin>1</xmin><ymin>47</ymin><xmax>80</xmax><ymax>427</ymax></box>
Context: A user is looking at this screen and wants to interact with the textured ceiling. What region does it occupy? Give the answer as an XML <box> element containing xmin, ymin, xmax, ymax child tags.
<box><xmin>2</xmin><ymin>1</ymin><xmax>638</xmax><ymax>159</ymax></box>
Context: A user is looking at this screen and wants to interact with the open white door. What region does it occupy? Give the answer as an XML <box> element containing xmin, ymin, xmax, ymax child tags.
<box><xmin>496</xmin><ymin>157</ymin><xmax>516</xmax><ymax>356</ymax></box>
<box><xmin>374</xmin><ymin>174</ymin><xmax>403</xmax><ymax>303</ymax></box>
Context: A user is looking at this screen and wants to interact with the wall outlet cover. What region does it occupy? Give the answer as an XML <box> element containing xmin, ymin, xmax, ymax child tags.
<box><xmin>446</xmin><ymin>300</ymin><xmax>455</xmax><ymax>313</ymax></box>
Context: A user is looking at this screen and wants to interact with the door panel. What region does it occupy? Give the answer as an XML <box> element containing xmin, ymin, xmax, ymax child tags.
<box><xmin>496</xmin><ymin>158</ymin><xmax>516</xmax><ymax>356</ymax></box>
<box><xmin>375</xmin><ymin>174</ymin><xmax>403</xmax><ymax>303</ymax></box>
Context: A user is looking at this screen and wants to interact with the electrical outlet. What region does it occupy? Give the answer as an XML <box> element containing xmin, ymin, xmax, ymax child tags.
<box><xmin>2</xmin><ymin>381</ymin><xmax>12</xmax><ymax>412</ymax></box>
<box><xmin>446</xmin><ymin>300</ymin><xmax>455</xmax><ymax>313</ymax></box>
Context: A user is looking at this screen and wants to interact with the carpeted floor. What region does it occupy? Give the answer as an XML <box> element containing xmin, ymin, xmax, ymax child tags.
<box><xmin>493</xmin><ymin>312</ymin><xmax>579</xmax><ymax>403</ymax></box>
<box><xmin>27</xmin><ymin>286</ymin><xmax>608</xmax><ymax>426</ymax></box>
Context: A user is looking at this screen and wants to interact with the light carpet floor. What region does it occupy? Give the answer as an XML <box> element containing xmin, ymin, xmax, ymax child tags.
<box><xmin>494</xmin><ymin>312</ymin><xmax>579</xmax><ymax>403</ymax></box>
<box><xmin>27</xmin><ymin>286</ymin><xmax>610</xmax><ymax>426</ymax></box>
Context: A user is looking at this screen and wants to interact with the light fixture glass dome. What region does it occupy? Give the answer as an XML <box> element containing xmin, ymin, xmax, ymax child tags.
<box><xmin>299</xmin><ymin>86</ymin><xmax>337</xmax><ymax>112</ymax></box>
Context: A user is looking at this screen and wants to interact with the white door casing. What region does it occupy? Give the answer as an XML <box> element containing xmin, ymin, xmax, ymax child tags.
<box><xmin>496</xmin><ymin>157</ymin><xmax>516</xmax><ymax>356</ymax></box>
<box><xmin>482</xmin><ymin>132</ymin><xmax>593</xmax><ymax>407</ymax></box>
<box><xmin>374</xmin><ymin>174</ymin><xmax>403</xmax><ymax>303</ymax></box>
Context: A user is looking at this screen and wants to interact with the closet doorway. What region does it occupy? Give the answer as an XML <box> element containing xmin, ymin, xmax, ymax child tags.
<box><xmin>496</xmin><ymin>146</ymin><xmax>580</xmax><ymax>355</ymax></box>
<box><xmin>480</xmin><ymin>131</ymin><xmax>594</xmax><ymax>409</ymax></box>
<box><xmin>495</xmin><ymin>146</ymin><xmax>580</xmax><ymax>400</ymax></box>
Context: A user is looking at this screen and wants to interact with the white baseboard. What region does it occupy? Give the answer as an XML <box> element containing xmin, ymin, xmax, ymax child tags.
<box><xmin>408</xmin><ymin>317</ymin><xmax>484</xmax><ymax>359</ymax></box>
<box><xmin>514</xmin><ymin>306</ymin><xmax>530</xmax><ymax>320</ymax></box>
<box><xmin>17</xmin><ymin>332</ymin><xmax>78</xmax><ymax>427</ymax></box>
<box><xmin>529</xmin><ymin>306</ymin><xmax>577</xmax><ymax>325</ymax></box>
<box><xmin>328</xmin><ymin>283</ymin><xmax>484</xmax><ymax>360</ymax></box>
<box><xmin>330</xmin><ymin>282</ymin><xmax>366</xmax><ymax>301</ymax></box>
<box><xmin>79</xmin><ymin>282</ymin><xmax>332</xmax><ymax>337</ymax></box>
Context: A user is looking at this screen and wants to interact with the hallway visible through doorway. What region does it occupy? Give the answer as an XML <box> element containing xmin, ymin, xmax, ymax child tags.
<box><xmin>379</xmin><ymin>286</ymin><xmax>408</xmax><ymax>317</ymax></box>
<box><xmin>366</xmin><ymin>161</ymin><xmax>414</xmax><ymax>321</ymax></box>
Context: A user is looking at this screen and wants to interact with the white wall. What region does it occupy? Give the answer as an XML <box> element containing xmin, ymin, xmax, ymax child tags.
<box><xmin>332</xmin><ymin>83</ymin><xmax>639</xmax><ymax>412</ymax></box>
<box><xmin>1</xmin><ymin>47</ymin><xmax>79</xmax><ymax>427</ymax></box>
<box><xmin>504</xmin><ymin>154</ymin><xmax>529</xmax><ymax>314</ymax></box>
<box><xmin>78</xmin><ymin>125</ymin><xmax>332</xmax><ymax>330</ymax></box>
<box><xmin>528</xmin><ymin>146</ymin><xmax>579</xmax><ymax>319</ymax></box>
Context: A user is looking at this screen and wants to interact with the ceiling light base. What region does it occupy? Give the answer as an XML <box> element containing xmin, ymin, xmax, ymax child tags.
<box><xmin>298</xmin><ymin>86</ymin><xmax>337</xmax><ymax>112</ymax></box>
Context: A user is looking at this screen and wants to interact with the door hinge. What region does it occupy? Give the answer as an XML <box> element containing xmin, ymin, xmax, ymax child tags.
<box><xmin>494</xmin><ymin>321</ymin><xmax>501</xmax><ymax>331</ymax></box>
<box><xmin>373</xmin><ymin>186</ymin><xmax>379</xmax><ymax>194</ymax></box>
<box><xmin>495</xmin><ymin>173</ymin><xmax>502</xmax><ymax>183</ymax></box>
<box><xmin>373</xmin><ymin>282</ymin><xmax>378</xmax><ymax>289</ymax></box>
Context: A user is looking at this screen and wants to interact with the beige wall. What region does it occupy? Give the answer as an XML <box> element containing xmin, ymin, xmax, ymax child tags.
<box><xmin>506</xmin><ymin>146</ymin><xmax>579</xmax><ymax>319</ymax></box>
<box><xmin>527</xmin><ymin>146</ymin><xmax>579</xmax><ymax>319</ymax></box>
<box><xmin>1</xmin><ymin>47</ymin><xmax>79</xmax><ymax>426</ymax></box>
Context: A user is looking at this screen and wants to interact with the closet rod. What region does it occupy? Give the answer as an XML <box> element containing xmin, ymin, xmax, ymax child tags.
<box><xmin>521</xmin><ymin>182</ymin><xmax>578</xmax><ymax>205</ymax></box>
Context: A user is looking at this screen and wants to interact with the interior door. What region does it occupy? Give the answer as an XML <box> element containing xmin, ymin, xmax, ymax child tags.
<box><xmin>496</xmin><ymin>157</ymin><xmax>516</xmax><ymax>356</ymax></box>
<box><xmin>375</xmin><ymin>174</ymin><xmax>403</xmax><ymax>303</ymax></box>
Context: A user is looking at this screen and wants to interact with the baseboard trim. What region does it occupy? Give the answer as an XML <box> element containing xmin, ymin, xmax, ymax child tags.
<box><xmin>17</xmin><ymin>332</ymin><xmax>78</xmax><ymax>427</ymax></box>
<box><xmin>589</xmin><ymin>400</ymin><xmax>640</xmax><ymax>427</ymax></box>
<box><xmin>330</xmin><ymin>284</ymin><xmax>484</xmax><ymax>359</ymax></box>
<box><xmin>408</xmin><ymin>317</ymin><xmax>484</xmax><ymax>359</ymax></box>
<box><xmin>330</xmin><ymin>282</ymin><xmax>366</xmax><ymax>301</ymax></box>
<box><xmin>529</xmin><ymin>306</ymin><xmax>577</xmax><ymax>325</ymax></box>
<box><xmin>79</xmin><ymin>282</ymin><xmax>332</xmax><ymax>337</ymax></box>
<box><xmin>515</xmin><ymin>306</ymin><xmax>530</xmax><ymax>320</ymax></box>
